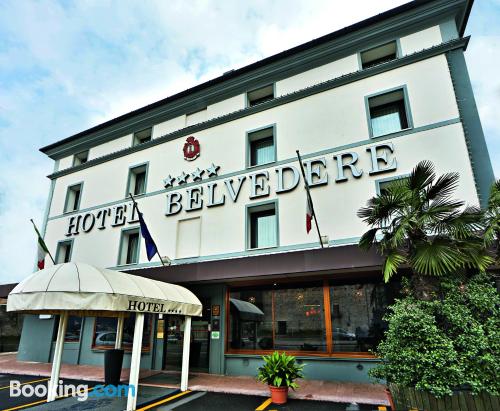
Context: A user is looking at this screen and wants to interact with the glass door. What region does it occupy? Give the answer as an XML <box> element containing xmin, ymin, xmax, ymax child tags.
<box><xmin>161</xmin><ymin>299</ymin><xmax>211</xmax><ymax>372</ymax></box>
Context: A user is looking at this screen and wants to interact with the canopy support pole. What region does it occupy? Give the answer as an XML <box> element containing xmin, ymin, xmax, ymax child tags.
<box><xmin>115</xmin><ymin>313</ymin><xmax>125</xmax><ymax>349</ymax></box>
<box><xmin>126</xmin><ymin>313</ymin><xmax>144</xmax><ymax>411</ymax></box>
<box><xmin>47</xmin><ymin>311</ymin><xmax>68</xmax><ymax>402</ymax></box>
<box><xmin>180</xmin><ymin>316</ymin><xmax>192</xmax><ymax>392</ymax></box>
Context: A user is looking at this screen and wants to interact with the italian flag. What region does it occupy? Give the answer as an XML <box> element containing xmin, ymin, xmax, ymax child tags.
<box><xmin>306</xmin><ymin>196</ymin><xmax>313</xmax><ymax>234</ymax></box>
<box><xmin>31</xmin><ymin>220</ymin><xmax>49</xmax><ymax>270</ymax></box>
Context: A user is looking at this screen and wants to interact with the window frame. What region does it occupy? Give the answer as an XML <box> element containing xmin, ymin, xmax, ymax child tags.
<box><xmin>55</xmin><ymin>239</ymin><xmax>74</xmax><ymax>264</ymax></box>
<box><xmin>365</xmin><ymin>85</ymin><xmax>413</xmax><ymax>139</ymax></box>
<box><xmin>126</xmin><ymin>162</ymin><xmax>149</xmax><ymax>198</ymax></box>
<box><xmin>117</xmin><ymin>226</ymin><xmax>141</xmax><ymax>266</ymax></box>
<box><xmin>245</xmin><ymin>124</ymin><xmax>277</xmax><ymax>169</ymax></box>
<box><xmin>132</xmin><ymin>127</ymin><xmax>153</xmax><ymax>147</ymax></box>
<box><xmin>63</xmin><ymin>182</ymin><xmax>83</xmax><ymax>214</ymax></box>
<box><xmin>245</xmin><ymin>199</ymin><xmax>279</xmax><ymax>251</ymax></box>
<box><xmin>358</xmin><ymin>39</ymin><xmax>401</xmax><ymax>70</ymax></box>
<box><xmin>246</xmin><ymin>83</ymin><xmax>275</xmax><ymax>108</ymax></box>
<box><xmin>72</xmin><ymin>150</ymin><xmax>89</xmax><ymax>167</ymax></box>
<box><xmin>225</xmin><ymin>277</ymin><xmax>392</xmax><ymax>359</ymax></box>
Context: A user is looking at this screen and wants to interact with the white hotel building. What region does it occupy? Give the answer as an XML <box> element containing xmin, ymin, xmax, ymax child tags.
<box><xmin>16</xmin><ymin>0</ymin><xmax>494</xmax><ymax>383</ymax></box>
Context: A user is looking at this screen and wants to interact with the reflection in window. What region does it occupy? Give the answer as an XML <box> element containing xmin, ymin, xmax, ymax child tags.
<box><xmin>92</xmin><ymin>314</ymin><xmax>151</xmax><ymax>350</ymax></box>
<box><xmin>274</xmin><ymin>285</ymin><xmax>326</xmax><ymax>352</ymax></box>
<box><xmin>229</xmin><ymin>283</ymin><xmax>326</xmax><ymax>352</ymax></box>
<box><xmin>330</xmin><ymin>282</ymin><xmax>399</xmax><ymax>352</ymax></box>
<box><xmin>229</xmin><ymin>289</ymin><xmax>273</xmax><ymax>350</ymax></box>
<box><xmin>53</xmin><ymin>316</ymin><xmax>82</xmax><ymax>342</ymax></box>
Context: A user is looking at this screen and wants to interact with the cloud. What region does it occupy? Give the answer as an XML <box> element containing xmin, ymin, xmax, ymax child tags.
<box><xmin>0</xmin><ymin>0</ymin><xmax>497</xmax><ymax>283</ymax></box>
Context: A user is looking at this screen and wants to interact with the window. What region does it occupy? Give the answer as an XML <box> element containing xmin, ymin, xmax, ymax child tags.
<box><xmin>377</xmin><ymin>175</ymin><xmax>410</xmax><ymax>196</ymax></box>
<box><xmin>53</xmin><ymin>315</ymin><xmax>82</xmax><ymax>342</ymax></box>
<box><xmin>247</xmin><ymin>84</ymin><xmax>274</xmax><ymax>107</ymax></box>
<box><xmin>227</xmin><ymin>278</ymin><xmax>401</xmax><ymax>356</ymax></box>
<box><xmin>118</xmin><ymin>228</ymin><xmax>140</xmax><ymax>265</ymax></box>
<box><xmin>73</xmin><ymin>151</ymin><xmax>88</xmax><ymax>166</ymax></box>
<box><xmin>64</xmin><ymin>183</ymin><xmax>82</xmax><ymax>213</ymax></box>
<box><xmin>247</xmin><ymin>202</ymin><xmax>278</xmax><ymax>249</ymax></box>
<box><xmin>330</xmin><ymin>281</ymin><xmax>400</xmax><ymax>353</ymax></box>
<box><xmin>92</xmin><ymin>314</ymin><xmax>152</xmax><ymax>350</ymax></box>
<box><xmin>229</xmin><ymin>282</ymin><xmax>325</xmax><ymax>352</ymax></box>
<box><xmin>360</xmin><ymin>41</ymin><xmax>397</xmax><ymax>69</ymax></box>
<box><xmin>127</xmin><ymin>164</ymin><xmax>148</xmax><ymax>196</ymax></box>
<box><xmin>368</xmin><ymin>88</ymin><xmax>411</xmax><ymax>138</ymax></box>
<box><xmin>247</xmin><ymin>126</ymin><xmax>276</xmax><ymax>167</ymax></box>
<box><xmin>55</xmin><ymin>240</ymin><xmax>72</xmax><ymax>264</ymax></box>
<box><xmin>133</xmin><ymin>128</ymin><xmax>152</xmax><ymax>146</ymax></box>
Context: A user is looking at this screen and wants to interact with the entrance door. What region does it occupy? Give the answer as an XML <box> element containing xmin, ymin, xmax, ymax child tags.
<box><xmin>161</xmin><ymin>298</ymin><xmax>211</xmax><ymax>372</ymax></box>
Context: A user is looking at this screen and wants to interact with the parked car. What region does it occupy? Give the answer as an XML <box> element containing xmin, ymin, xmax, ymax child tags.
<box><xmin>95</xmin><ymin>331</ymin><xmax>133</xmax><ymax>346</ymax></box>
<box><xmin>332</xmin><ymin>327</ymin><xmax>356</xmax><ymax>340</ymax></box>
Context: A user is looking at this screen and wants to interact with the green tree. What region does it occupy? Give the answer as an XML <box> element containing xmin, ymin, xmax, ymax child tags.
<box><xmin>357</xmin><ymin>160</ymin><xmax>492</xmax><ymax>297</ymax></box>
<box><xmin>483</xmin><ymin>180</ymin><xmax>500</xmax><ymax>264</ymax></box>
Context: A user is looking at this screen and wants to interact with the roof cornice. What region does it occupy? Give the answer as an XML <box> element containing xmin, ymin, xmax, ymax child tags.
<box><xmin>40</xmin><ymin>0</ymin><xmax>472</xmax><ymax>160</ymax></box>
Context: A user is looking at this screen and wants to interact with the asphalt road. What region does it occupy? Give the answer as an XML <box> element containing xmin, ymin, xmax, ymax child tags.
<box><xmin>0</xmin><ymin>375</ymin><xmax>387</xmax><ymax>411</ymax></box>
<box><xmin>159</xmin><ymin>392</ymin><xmax>382</xmax><ymax>411</ymax></box>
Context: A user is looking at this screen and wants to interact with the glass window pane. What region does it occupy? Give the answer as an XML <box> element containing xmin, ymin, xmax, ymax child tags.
<box><xmin>371</xmin><ymin>104</ymin><xmax>402</xmax><ymax>137</ymax></box>
<box><xmin>53</xmin><ymin>316</ymin><xmax>83</xmax><ymax>342</ymax></box>
<box><xmin>93</xmin><ymin>314</ymin><xmax>151</xmax><ymax>350</ymax></box>
<box><xmin>134</xmin><ymin>172</ymin><xmax>146</xmax><ymax>195</ymax></box>
<box><xmin>274</xmin><ymin>285</ymin><xmax>326</xmax><ymax>352</ymax></box>
<box><xmin>126</xmin><ymin>233</ymin><xmax>139</xmax><ymax>264</ymax></box>
<box><xmin>251</xmin><ymin>209</ymin><xmax>276</xmax><ymax>249</ymax></box>
<box><xmin>229</xmin><ymin>289</ymin><xmax>273</xmax><ymax>350</ymax></box>
<box><xmin>330</xmin><ymin>282</ymin><xmax>400</xmax><ymax>352</ymax></box>
<box><xmin>251</xmin><ymin>137</ymin><xmax>274</xmax><ymax>166</ymax></box>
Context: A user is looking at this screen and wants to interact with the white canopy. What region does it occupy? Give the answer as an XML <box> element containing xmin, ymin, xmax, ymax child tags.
<box><xmin>7</xmin><ymin>262</ymin><xmax>202</xmax><ymax>317</ymax></box>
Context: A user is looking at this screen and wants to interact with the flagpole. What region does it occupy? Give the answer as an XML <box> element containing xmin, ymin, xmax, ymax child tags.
<box><xmin>30</xmin><ymin>219</ymin><xmax>56</xmax><ymax>264</ymax></box>
<box><xmin>296</xmin><ymin>150</ymin><xmax>324</xmax><ymax>249</ymax></box>
<box><xmin>128</xmin><ymin>193</ymin><xmax>166</xmax><ymax>267</ymax></box>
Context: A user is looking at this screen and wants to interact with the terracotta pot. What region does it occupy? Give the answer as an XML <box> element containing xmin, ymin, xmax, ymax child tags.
<box><xmin>269</xmin><ymin>385</ymin><xmax>288</xmax><ymax>404</ymax></box>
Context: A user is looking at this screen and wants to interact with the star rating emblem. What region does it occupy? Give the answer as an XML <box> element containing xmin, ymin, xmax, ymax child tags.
<box><xmin>163</xmin><ymin>175</ymin><xmax>175</xmax><ymax>188</ymax></box>
<box><xmin>176</xmin><ymin>172</ymin><xmax>189</xmax><ymax>185</ymax></box>
<box><xmin>206</xmin><ymin>163</ymin><xmax>220</xmax><ymax>178</ymax></box>
<box><xmin>191</xmin><ymin>167</ymin><xmax>205</xmax><ymax>181</ymax></box>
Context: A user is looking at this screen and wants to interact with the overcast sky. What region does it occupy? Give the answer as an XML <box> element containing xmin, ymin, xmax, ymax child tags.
<box><xmin>0</xmin><ymin>0</ymin><xmax>498</xmax><ymax>283</ymax></box>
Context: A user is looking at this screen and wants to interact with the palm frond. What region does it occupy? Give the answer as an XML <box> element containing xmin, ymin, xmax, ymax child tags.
<box><xmin>359</xmin><ymin>228</ymin><xmax>379</xmax><ymax>250</ymax></box>
<box><xmin>409</xmin><ymin>160</ymin><xmax>435</xmax><ymax>192</ymax></box>
<box><xmin>410</xmin><ymin>237</ymin><xmax>465</xmax><ymax>276</ymax></box>
<box><xmin>382</xmin><ymin>250</ymin><xmax>407</xmax><ymax>282</ymax></box>
<box><xmin>425</xmin><ymin>172</ymin><xmax>459</xmax><ymax>202</ymax></box>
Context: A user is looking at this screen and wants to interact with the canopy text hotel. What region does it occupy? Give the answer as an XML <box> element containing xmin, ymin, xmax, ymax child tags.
<box><xmin>17</xmin><ymin>0</ymin><xmax>494</xmax><ymax>383</ymax></box>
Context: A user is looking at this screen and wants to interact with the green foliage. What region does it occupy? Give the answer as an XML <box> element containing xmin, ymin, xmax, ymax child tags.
<box><xmin>358</xmin><ymin>161</ymin><xmax>492</xmax><ymax>283</ymax></box>
<box><xmin>256</xmin><ymin>351</ymin><xmax>304</xmax><ymax>389</ymax></box>
<box><xmin>484</xmin><ymin>180</ymin><xmax>500</xmax><ymax>263</ymax></box>
<box><xmin>369</xmin><ymin>272</ymin><xmax>500</xmax><ymax>397</ymax></box>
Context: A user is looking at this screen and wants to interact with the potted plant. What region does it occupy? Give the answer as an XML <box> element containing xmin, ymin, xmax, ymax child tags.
<box><xmin>257</xmin><ymin>351</ymin><xmax>304</xmax><ymax>404</ymax></box>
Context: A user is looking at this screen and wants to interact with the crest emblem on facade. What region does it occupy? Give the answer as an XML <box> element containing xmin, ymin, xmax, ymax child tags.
<box><xmin>183</xmin><ymin>136</ymin><xmax>200</xmax><ymax>161</ymax></box>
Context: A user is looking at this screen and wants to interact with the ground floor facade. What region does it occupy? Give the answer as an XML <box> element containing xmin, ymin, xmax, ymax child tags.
<box><xmin>17</xmin><ymin>244</ymin><xmax>395</xmax><ymax>383</ymax></box>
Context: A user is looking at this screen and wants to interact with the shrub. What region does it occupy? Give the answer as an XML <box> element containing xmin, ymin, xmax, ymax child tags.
<box><xmin>370</xmin><ymin>272</ymin><xmax>500</xmax><ymax>397</ymax></box>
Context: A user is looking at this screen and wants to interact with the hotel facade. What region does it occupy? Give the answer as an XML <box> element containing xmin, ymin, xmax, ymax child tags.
<box><xmin>17</xmin><ymin>0</ymin><xmax>494</xmax><ymax>383</ymax></box>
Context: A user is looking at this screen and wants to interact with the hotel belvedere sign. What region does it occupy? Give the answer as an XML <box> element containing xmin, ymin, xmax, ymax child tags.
<box><xmin>65</xmin><ymin>143</ymin><xmax>397</xmax><ymax>237</ymax></box>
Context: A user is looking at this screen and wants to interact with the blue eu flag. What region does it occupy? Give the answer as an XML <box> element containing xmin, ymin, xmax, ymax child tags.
<box><xmin>138</xmin><ymin>210</ymin><xmax>158</xmax><ymax>261</ymax></box>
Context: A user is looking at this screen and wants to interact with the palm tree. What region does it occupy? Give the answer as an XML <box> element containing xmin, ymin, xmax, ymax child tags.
<box><xmin>357</xmin><ymin>161</ymin><xmax>492</xmax><ymax>298</ymax></box>
<box><xmin>483</xmin><ymin>180</ymin><xmax>500</xmax><ymax>264</ymax></box>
